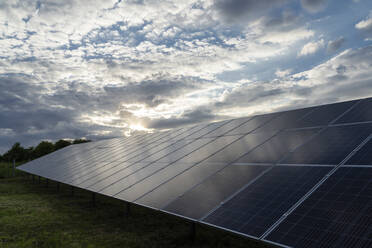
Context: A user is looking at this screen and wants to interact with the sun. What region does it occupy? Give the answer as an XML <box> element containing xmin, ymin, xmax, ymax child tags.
<box><xmin>129</xmin><ymin>124</ymin><xmax>150</xmax><ymax>132</ymax></box>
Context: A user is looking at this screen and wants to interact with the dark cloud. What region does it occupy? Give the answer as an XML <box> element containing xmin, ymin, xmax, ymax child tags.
<box><xmin>103</xmin><ymin>76</ymin><xmax>200</xmax><ymax>107</ymax></box>
<box><xmin>215</xmin><ymin>84</ymin><xmax>285</xmax><ymax>108</ymax></box>
<box><xmin>0</xmin><ymin>75</ymin><xmax>119</xmax><ymax>153</ymax></box>
<box><xmin>301</xmin><ymin>0</ymin><xmax>328</xmax><ymax>13</ymax></box>
<box><xmin>264</xmin><ymin>11</ymin><xmax>298</xmax><ymax>29</ymax></box>
<box><xmin>147</xmin><ymin>107</ymin><xmax>217</xmax><ymax>129</ymax></box>
<box><xmin>214</xmin><ymin>0</ymin><xmax>288</xmax><ymax>21</ymax></box>
<box><xmin>327</xmin><ymin>37</ymin><xmax>345</xmax><ymax>53</ymax></box>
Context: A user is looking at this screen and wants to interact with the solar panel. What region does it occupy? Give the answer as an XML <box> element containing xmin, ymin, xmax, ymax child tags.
<box><xmin>265</xmin><ymin>167</ymin><xmax>372</xmax><ymax>248</ymax></box>
<box><xmin>203</xmin><ymin>166</ymin><xmax>332</xmax><ymax>237</ymax></box>
<box><xmin>282</xmin><ymin>123</ymin><xmax>372</xmax><ymax>165</ymax></box>
<box><xmin>335</xmin><ymin>98</ymin><xmax>372</xmax><ymax>124</ymax></box>
<box><xmin>16</xmin><ymin>96</ymin><xmax>372</xmax><ymax>248</ymax></box>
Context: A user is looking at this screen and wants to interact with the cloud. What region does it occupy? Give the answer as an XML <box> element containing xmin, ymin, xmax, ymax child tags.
<box><xmin>103</xmin><ymin>76</ymin><xmax>200</xmax><ymax>107</ymax></box>
<box><xmin>301</xmin><ymin>0</ymin><xmax>328</xmax><ymax>13</ymax></box>
<box><xmin>327</xmin><ymin>37</ymin><xmax>345</xmax><ymax>53</ymax></box>
<box><xmin>214</xmin><ymin>0</ymin><xmax>288</xmax><ymax>21</ymax></box>
<box><xmin>275</xmin><ymin>69</ymin><xmax>293</xmax><ymax>78</ymax></box>
<box><xmin>355</xmin><ymin>12</ymin><xmax>372</xmax><ymax>38</ymax></box>
<box><xmin>298</xmin><ymin>39</ymin><xmax>324</xmax><ymax>56</ymax></box>
<box><xmin>202</xmin><ymin>45</ymin><xmax>372</xmax><ymax>117</ymax></box>
<box><xmin>146</xmin><ymin>107</ymin><xmax>218</xmax><ymax>129</ymax></box>
<box><xmin>0</xmin><ymin>0</ymin><xmax>370</xmax><ymax>154</ymax></box>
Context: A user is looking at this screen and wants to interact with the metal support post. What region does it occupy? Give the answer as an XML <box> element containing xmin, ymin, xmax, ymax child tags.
<box><xmin>12</xmin><ymin>159</ymin><xmax>15</xmax><ymax>177</ymax></box>
<box><xmin>92</xmin><ymin>193</ymin><xmax>96</xmax><ymax>207</ymax></box>
<box><xmin>126</xmin><ymin>202</ymin><xmax>131</xmax><ymax>218</ymax></box>
<box><xmin>190</xmin><ymin>222</ymin><xmax>196</xmax><ymax>243</ymax></box>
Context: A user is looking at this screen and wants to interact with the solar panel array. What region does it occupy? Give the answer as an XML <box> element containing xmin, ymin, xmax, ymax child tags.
<box><xmin>18</xmin><ymin>97</ymin><xmax>372</xmax><ymax>248</ymax></box>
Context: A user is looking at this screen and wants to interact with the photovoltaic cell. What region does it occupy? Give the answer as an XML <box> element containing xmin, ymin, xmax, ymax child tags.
<box><xmin>21</xmin><ymin>138</ymin><xmax>123</xmax><ymax>173</ymax></box>
<box><xmin>266</xmin><ymin>167</ymin><xmax>372</xmax><ymax>248</ymax></box>
<box><xmin>204</xmin><ymin>132</ymin><xmax>274</xmax><ymax>164</ymax></box>
<box><xmin>224</xmin><ymin>114</ymin><xmax>277</xmax><ymax>136</ymax></box>
<box><xmin>345</xmin><ymin>138</ymin><xmax>372</xmax><ymax>166</ymax></box>
<box><xmin>163</xmin><ymin>165</ymin><xmax>268</xmax><ymax>220</ymax></box>
<box><xmin>282</xmin><ymin>123</ymin><xmax>372</xmax><ymax>165</ymax></box>
<box><xmin>252</xmin><ymin>107</ymin><xmax>313</xmax><ymax>133</ymax></box>
<box><xmin>174</xmin><ymin>135</ymin><xmax>242</xmax><ymax>164</ymax></box>
<box><xmin>183</xmin><ymin>120</ymin><xmax>231</xmax><ymax>140</ymax></box>
<box><xmin>236</xmin><ymin>128</ymin><xmax>321</xmax><ymax>164</ymax></box>
<box><xmin>291</xmin><ymin>100</ymin><xmax>357</xmax><ymax>128</ymax></box>
<box><xmin>203</xmin><ymin>166</ymin><xmax>331</xmax><ymax>237</ymax></box>
<box><xmin>202</xmin><ymin>117</ymin><xmax>252</xmax><ymax>138</ymax></box>
<box><xmin>335</xmin><ymin>98</ymin><xmax>372</xmax><ymax>124</ymax></box>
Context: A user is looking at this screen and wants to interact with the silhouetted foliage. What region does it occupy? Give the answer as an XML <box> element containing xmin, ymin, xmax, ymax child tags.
<box><xmin>1</xmin><ymin>138</ymin><xmax>92</xmax><ymax>162</ymax></box>
<box><xmin>32</xmin><ymin>141</ymin><xmax>55</xmax><ymax>159</ymax></box>
<box><xmin>2</xmin><ymin>143</ymin><xmax>29</xmax><ymax>162</ymax></box>
<box><xmin>73</xmin><ymin>139</ymin><xmax>91</xmax><ymax>144</ymax></box>
<box><xmin>54</xmin><ymin>139</ymin><xmax>72</xmax><ymax>151</ymax></box>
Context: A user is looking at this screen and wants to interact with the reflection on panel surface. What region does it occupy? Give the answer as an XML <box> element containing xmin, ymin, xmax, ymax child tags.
<box><xmin>203</xmin><ymin>166</ymin><xmax>331</xmax><ymax>237</ymax></box>
<box><xmin>175</xmin><ymin>135</ymin><xmax>242</xmax><ymax>164</ymax></box>
<box><xmin>155</xmin><ymin>138</ymin><xmax>216</xmax><ymax>163</ymax></box>
<box><xmin>266</xmin><ymin>167</ymin><xmax>372</xmax><ymax>248</ymax></box>
<box><xmin>282</xmin><ymin>123</ymin><xmax>372</xmax><ymax>165</ymax></box>
<box><xmin>134</xmin><ymin>162</ymin><xmax>232</xmax><ymax>209</ymax></box>
<box><xmin>236</xmin><ymin>128</ymin><xmax>320</xmax><ymax>164</ymax></box>
<box><xmin>164</xmin><ymin>165</ymin><xmax>268</xmax><ymax>220</ymax></box>
<box><xmin>184</xmin><ymin>120</ymin><xmax>231</xmax><ymax>140</ymax></box>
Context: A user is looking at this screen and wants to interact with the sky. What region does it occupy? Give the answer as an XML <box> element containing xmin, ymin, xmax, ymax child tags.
<box><xmin>1</xmin><ymin>0</ymin><xmax>372</xmax><ymax>153</ymax></box>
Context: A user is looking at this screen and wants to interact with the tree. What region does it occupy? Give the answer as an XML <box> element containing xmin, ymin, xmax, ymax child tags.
<box><xmin>73</xmin><ymin>138</ymin><xmax>91</xmax><ymax>144</ymax></box>
<box><xmin>54</xmin><ymin>139</ymin><xmax>72</xmax><ymax>151</ymax></box>
<box><xmin>32</xmin><ymin>141</ymin><xmax>55</xmax><ymax>159</ymax></box>
<box><xmin>25</xmin><ymin>147</ymin><xmax>34</xmax><ymax>161</ymax></box>
<box><xmin>2</xmin><ymin>142</ymin><xmax>28</xmax><ymax>162</ymax></box>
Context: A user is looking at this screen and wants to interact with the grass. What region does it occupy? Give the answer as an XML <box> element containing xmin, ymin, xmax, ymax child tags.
<box><xmin>0</xmin><ymin>162</ymin><xmax>270</xmax><ymax>248</ymax></box>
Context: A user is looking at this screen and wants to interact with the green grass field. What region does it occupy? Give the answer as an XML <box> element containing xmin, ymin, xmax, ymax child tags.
<box><xmin>0</xmin><ymin>162</ymin><xmax>269</xmax><ymax>248</ymax></box>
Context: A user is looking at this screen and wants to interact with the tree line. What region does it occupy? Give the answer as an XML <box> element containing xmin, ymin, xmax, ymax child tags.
<box><xmin>0</xmin><ymin>139</ymin><xmax>91</xmax><ymax>163</ymax></box>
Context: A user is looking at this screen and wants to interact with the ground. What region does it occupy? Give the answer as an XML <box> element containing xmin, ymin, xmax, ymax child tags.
<box><xmin>0</xmin><ymin>162</ymin><xmax>269</xmax><ymax>248</ymax></box>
